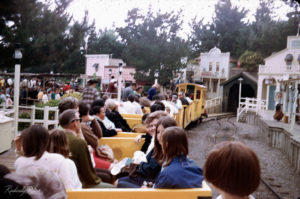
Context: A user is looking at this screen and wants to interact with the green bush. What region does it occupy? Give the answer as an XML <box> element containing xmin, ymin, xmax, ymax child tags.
<box><xmin>35</xmin><ymin>100</ymin><xmax>59</xmax><ymax>120</ymax></box>
<box><xmin>18</xmin><ymin>112</ymin><xmax>31</xmax><ymax>131</ymax></box>
<box><xmin>60</xmin><ymin>92</ymin><xmax>82</xmax><ymax>101</ymax></box>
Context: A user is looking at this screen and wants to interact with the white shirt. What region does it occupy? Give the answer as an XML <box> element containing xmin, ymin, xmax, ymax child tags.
<box><xmin>15</xmin><ymin>151</ymin><xmax>82</xmax><ymax>189</ymax></box>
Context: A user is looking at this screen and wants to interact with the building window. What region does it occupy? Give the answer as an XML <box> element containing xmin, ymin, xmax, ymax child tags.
<box><xmin>209</xmin><ymin>62</ymin><xmax>212</xmax><ymax>71</ymax></box>
<box><xmin>216</xmin><ymin>62</ymin><xmax>220</xmax><ymax>71</ymax></box>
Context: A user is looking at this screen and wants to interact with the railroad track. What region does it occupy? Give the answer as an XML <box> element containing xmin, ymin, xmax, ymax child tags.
<box><xmin>203</xmin><ymin>115</ymin><xmax>290</xmax><ymax>199</ymax></box>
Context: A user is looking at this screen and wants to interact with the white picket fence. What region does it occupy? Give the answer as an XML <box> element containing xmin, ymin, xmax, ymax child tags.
<box><xmin>0</xmin><ymin>104</ymin><xmax>59</xmax><ymax>130</ymax></box>
<box><xmin>205</xmin><ymin>96</ymin><xmax>222</xmax><ymax>113</ymax></box>
<box><xmin>237</xmin><ymin>97</ymin><xmax>267</xmax><ymax>122</ymax></box>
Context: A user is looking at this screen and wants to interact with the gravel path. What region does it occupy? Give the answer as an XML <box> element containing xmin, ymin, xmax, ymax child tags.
<box><xmin>187</xmin><ymin>117</ymin><xmax>300</xmax><ymax>199</ymax></box>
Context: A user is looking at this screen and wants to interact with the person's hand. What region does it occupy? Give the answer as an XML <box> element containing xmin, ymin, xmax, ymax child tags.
<box><xmin>135</xmin><ymin>135</ymin><xmax>142</xmax><ymax>143</ymax></box>
<box><xmin>116</xmin><ymin>128</ymin><xmax>122</xmax><ymax>132</ymax></box>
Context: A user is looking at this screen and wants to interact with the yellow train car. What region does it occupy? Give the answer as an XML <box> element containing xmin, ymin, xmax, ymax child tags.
<box><xmin>176</xmin><ymin>83</ymin><xmax>207</xmax><ymax>128</ymax></box>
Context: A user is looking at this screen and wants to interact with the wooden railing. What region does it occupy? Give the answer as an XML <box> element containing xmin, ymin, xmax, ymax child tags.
<box><xmin>237</xmin><ymin>97</ymin><xmax>267</xmax><ymax>122</ymax></box>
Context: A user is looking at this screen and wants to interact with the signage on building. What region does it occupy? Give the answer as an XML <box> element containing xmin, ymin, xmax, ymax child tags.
<box><xmin>200</xmin><ymin>71</ymin><xmax>214</xmax><ymax>77</ymax></box>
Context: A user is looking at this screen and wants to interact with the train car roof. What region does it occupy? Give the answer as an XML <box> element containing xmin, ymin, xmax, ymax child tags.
<box><xmin>176</xmin><ymin>83</ymin><xmax>207</xmax><ymax>89</ymax></box>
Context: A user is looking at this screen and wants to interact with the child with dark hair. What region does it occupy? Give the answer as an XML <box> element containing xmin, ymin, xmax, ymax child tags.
<box><xmin>14</xmin><ymin>125</ymin><xmax>82</xmax><ymax>189</ymax></box>
<box><xmin>204</xmin><ymin>141</ymin><xmax>260</xmax><ymax>199</ymax></box>
<box><xmin>153</xmin><ymin>126</ymin><xmax>203</xmax><ymax>188</ymax></box>
<box><xmin>150</xmin><ymin>101</ymin><xmax>165</xmax><ymax>113</ymax></box>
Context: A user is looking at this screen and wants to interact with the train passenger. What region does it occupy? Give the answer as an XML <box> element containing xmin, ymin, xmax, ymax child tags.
<box><xmin>135</xmin><ymin>111</ymin><xmax>168</xmax><ymax>154</ymax></box>
<box><xmin>59</xmin><ymin>110</ymin><xmax>114</xmax><ymax>188</ymax></box>
<box><xmin>5</xmin><ymin>165</ymin><xmax>66</xmax><ymax>199</ymax></box>
<box><xmin>79</xmin><ymin>102</ymin><xmax>117</xmax><ymax>170</ymax></box>
<box><xmin>0</xmin><ymin>164</ymin><xmax>32</xmax><ymax>199</ymax></box>
<box><xmin>150</xmin><ymin>101</ymin><xmax>165</xmax><ymax>113</ymax></box>
<box><xmin>117</xmin><ymin>116</ymin><xmax>176</xmax><ymax>188</ymax></box>
<box><xmin>47</xmin><ymin>129</ymin><xmax>82</xmax><ymax>189</ymax></box>
<box><xmin>153</xmin><ymin>126</ymin><xmax>203</xmax><ymax>188</ymax></box>
<box><xmin>121</xmin><ymin>94</ymin><xmax>143</xmax><ymax>114</ymax></box>
<box><xmin>203</xmin><ymin>141</ymin><xmax>260</xmax><ymax>199</ymax></box>
<box><xmin>14</xmin><ymin>124</ymin><xmax>81</xmax><ymax>189</ymax></box>
<box><xmin>91</xmin><ymin>105</ymin><xmax>119</xmax><ymax>137</ymax></box>
<box><xmin>105</xmin><ymin>99</ymin><xmax>132</xmax><ymax>132</ymax></box>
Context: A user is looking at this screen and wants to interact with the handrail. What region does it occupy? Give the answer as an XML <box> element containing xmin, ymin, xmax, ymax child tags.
<box><xmin>237</xmin><ymin>97</ymin><xmax>267</xmax><ymax>122</ymax></box>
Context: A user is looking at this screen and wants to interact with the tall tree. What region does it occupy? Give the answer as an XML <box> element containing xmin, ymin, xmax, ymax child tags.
<box><xmin>214</xmin><ymin>0</ymin><xmax>248</xmax><ymax>58</ymax></box>
<box><xmin>117</xmin><ymin>7</ymin><xmax>188</xmax><ymax>84</ymax></box>
<box><xmin>189</xmin><ymin>18</ymin><xmax>218</xmax><ymax>58</ymax></box>
<box><xmin>87</xmin><ymin>28</ymin><xmax>125</xmax><ymax>58</ymax></box>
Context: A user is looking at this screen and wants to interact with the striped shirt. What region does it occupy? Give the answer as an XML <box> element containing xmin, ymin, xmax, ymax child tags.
<box><xmin>81</xmin><ymin>86</ymin><xmax>100</xmax><ymax>105</ymax></box>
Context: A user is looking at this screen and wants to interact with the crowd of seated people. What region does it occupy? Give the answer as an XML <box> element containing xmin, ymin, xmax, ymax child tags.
<box><xmin>0</xmin><ymin>84</ymin><xmax>262</xmax><ymax>199</ymax></box>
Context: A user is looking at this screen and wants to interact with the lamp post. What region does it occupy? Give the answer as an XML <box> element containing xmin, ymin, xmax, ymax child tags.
<box><xmin>117</xmin><ymin>63</ymin><xmax>123</xmax><ymax>102</ymax></box>
<box><xmin>108</xmin><ymin>68</ymin><xmax>112</xmax><ymax>82</ymax></box>
<box><xmin>154</xmin><ymin>69</ymin><xmax>159</xmax><ymax>84</ymax></box>
<box><xmin>14</xmin><ymin>44</ymin><xmax>22</xmax><ymax>137</ymax></box>
<box><xmin>238</xmin><ymin>77</ymin><xmax>243</xmax><ymax>109</ymax></box>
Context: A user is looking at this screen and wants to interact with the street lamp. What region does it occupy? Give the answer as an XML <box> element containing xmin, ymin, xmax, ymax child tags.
<box><xmin>154</xmin><ymin>69</ymin><xmax>159</xmax><ymax>84</ymax></box>
<box><xmin>14</xmin><ymin>44</ymin><xmax>22</xmax><ymax>137</ymax></box>
<box><xmin>117</xmin><ymin>63</ymin><xmax>123</xmax><ymax>102</ymax></box>
<box><xmin>238</xmin><ymin>77</ymin><xmax>243</xmax><ymax>109</ymax></box>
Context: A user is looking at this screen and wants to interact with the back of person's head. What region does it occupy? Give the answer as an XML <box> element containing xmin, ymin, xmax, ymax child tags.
<box><xmin>136</xmin><ymin>86</ymin><xmax>142</xmax><ymax>92</ymax></box>
<box><xmin>78</xmin><ymin>101</ymin><xmax>90</xmax><ymax>117</ymax></box>
<box><xmin>150</xmin><ymin>101</ymin><xmax>165</xmax><ymax>112</ymax></box>
<box><xmin>105</xmin><ymin>99</ymin><xmax>117</xmax><ymax>111</ymax></box>
<box><xmin>87</xmin><ymin>79</ymin><xmax>98</xmax><ymax>86</ymax></box>
<box><xmin>48</xmin><ymin>129</ymin><xmax>69</xmax><ymax>158</ymax></box>
<box><xmin>275</xmin><ymin>104</ymin><xmax>281</xmax><ymax>111</ymax></box>
<box><xmin>58</xmin><ymin>97</ymin><xmax>78</xmax><ymax>114</ymax></box>
<box><xmin>134</xmin><ymin>94</ymin><xmax>140</xmax><ymax>102</ymax></box>
<box><xmin>152</xmin><ymin>94</ymin><xmax>160</xmax><ymax>101</ymax></box>
<box><xmin>102</xmin><ymin>95</ymin><xmax>109</xmax><ymax>103</ymax></box>
<box><xmin>158</xmin><ymin>93</ymin><xmax>166</xmax><ymax>100</ymax></box>
<box><xmin>203</xmin><ymin>141</ymin><xmax>260</xmax><ymax>197</ymax></box>
<box><xmin>140</xmin><ymin>97</ymin><xmax>151</xmax><ymax>107</ymax></box>
<box><xmin>5</xmin><ymin>165</ymin><xmax>66</xmax><ymax>199</ymax></box>
<box><xmin>21</xmin><ymin>125</ymin><xmax>49</xmax><ymax>160</ymax></box>
<box><xmin>154</xmin><ymin>116</ymin><xmax>177</xmax><ymax>162</ymax></box>
<box><xmin>142</xmin><ymin>113</ymin><xmax>149</xmax><ymax>124</ymax></box>
<box><xmin>142</xmin><ymin>92</ymin><xmax>148</xmax><ymax>97</ymax></box>
<box><xmin>131</xmin><ymin>83</ymin><xmax>137</xmax><ymax>88</ymax></box>
<box><xmin>127</xmin><ymin>94</ymin><xmax>135</xmax><ymax>102</ymax></box>
<box><xmin>90</xmin><ymin>105</ymin><xmax>102</xmax><ymax>115</ymax></box>
<box><xmin>59</xmin><ymin>109</ymin><xmax>78</xmax><ymax>129</ymax></box>
<box><xmin>145</xmin><ymin>111</ymin><xmax>168</xmax><ymax>125</ymax></box>
<box><xmin>161</xmin><ymin>126</ymin><xmax>188</xmax><ymax>166</ymax></box>
<box><xmin>91</xmin><ymin>99</ymin><xmax>104</xmax><ymax>108</ymax></box>
<box><xmin>0</xmin><ymin>164</ymin><xmax>10</xmax><ymax>178</ymax></box>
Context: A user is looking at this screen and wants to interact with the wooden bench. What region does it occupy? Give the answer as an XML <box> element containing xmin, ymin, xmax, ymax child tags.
<box><xmin>115</xmin><ymin>132</ymin><xmax>145</xmax><ymax>138</ymax></box>
<box><xmin>99</xmin><ymin>137</ymin><xmax>145</xmax><ymax>161</ymax></box>
<box><xmin>67</xmin><ymin>181</ymin><xmax>212</xmax><ymax>199</ymax></box>
<box><xmin>121</xmin><ymin>114</ymin><xmax>143</xmax><ymax>129</ymax></box>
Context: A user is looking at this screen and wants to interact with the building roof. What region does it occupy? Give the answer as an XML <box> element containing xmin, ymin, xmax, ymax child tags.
<box><xmin>220</xmin><ymin>71</ymin><xmax>258</xmax><ymax>86</ymax></box>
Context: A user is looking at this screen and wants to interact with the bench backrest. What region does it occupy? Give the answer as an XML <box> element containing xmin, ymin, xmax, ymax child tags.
<box><xmin>67</xmin><ymin>181</ymin><xmax>212</xmax><ymax>199</ymax></box>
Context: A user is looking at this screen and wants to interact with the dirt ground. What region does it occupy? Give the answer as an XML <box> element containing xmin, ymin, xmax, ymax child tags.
<box><xmin>187</xmin><ymin>117</ymin><xmax>300</xmax><ymax>199</ymax></box>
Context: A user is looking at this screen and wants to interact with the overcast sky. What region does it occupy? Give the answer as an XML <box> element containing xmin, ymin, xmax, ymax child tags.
<box><xmin>67</xmin><ymin>0</ymin><xmax>292</xmax><ymax>39</ymax></box>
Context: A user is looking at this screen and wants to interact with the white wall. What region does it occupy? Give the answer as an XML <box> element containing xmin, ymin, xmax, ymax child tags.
<box><xmin>199</xmin><ymin>47</ymin><xmax>230</xmax><ymax>80</ymax></box>
<box><xmin>85</xmin><ymin>54</ymin><xmax>110</xmax><ymax>77</ymax></box>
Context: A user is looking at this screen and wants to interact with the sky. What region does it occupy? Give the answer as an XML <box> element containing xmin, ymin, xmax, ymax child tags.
<box><xmin>67</xmin><ymin>0</ymin><xmax>293</xmax><ymax>39</ymax></box>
